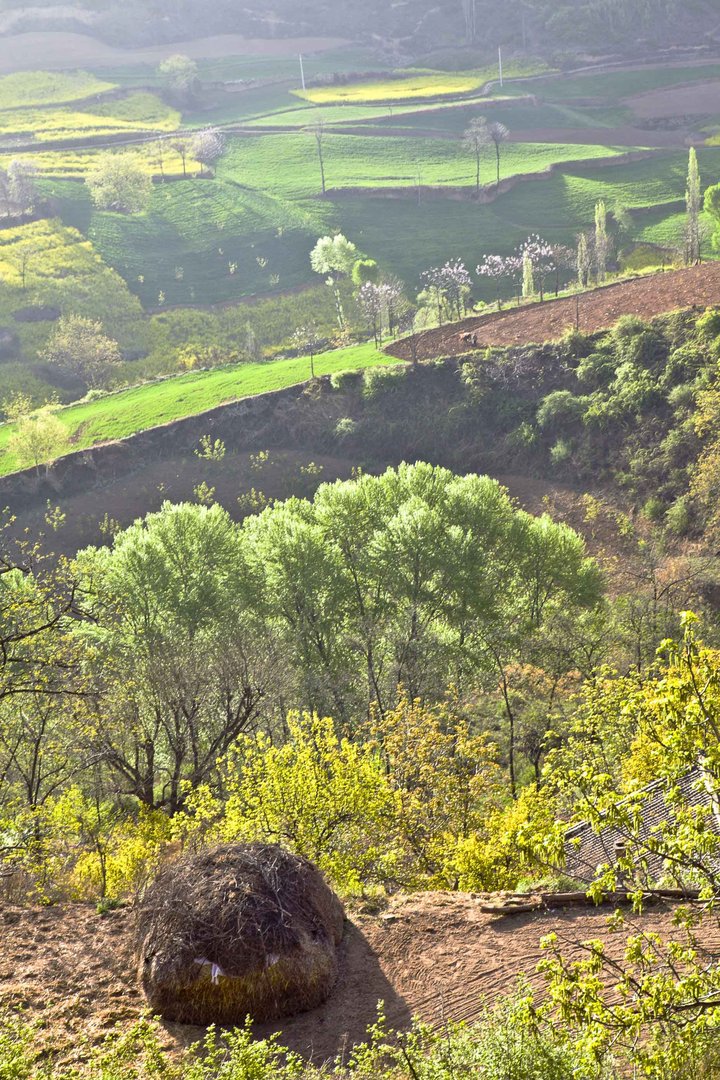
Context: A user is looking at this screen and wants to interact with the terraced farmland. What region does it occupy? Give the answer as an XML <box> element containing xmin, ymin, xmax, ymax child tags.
<box><xmin>1</xmin><ymin>44</ymin><xmax>720</xmax><ymax>443</ymax></box>
<box><xmin>8</xmin><ymin>51</ymin><xmax>718</xmax><ymax>311</ymax></box>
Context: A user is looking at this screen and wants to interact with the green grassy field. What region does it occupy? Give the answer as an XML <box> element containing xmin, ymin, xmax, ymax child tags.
<box><xmin>38</xmin><ymin>136</ymin><xmax>655</xmax><ymax>310</ymax></box>
<box><xmin>0</xmin><ymin>53</ymin><xmax>716</xmax><ymax>412</ymax></box>
<box><xmin>370</xmin><ymin>100</ymin><xmax>632</xmax><ymax>135</ymax></box>
<box><xmin>183</xmin><ymin>84</ymin><xmax>539</xmax><ymax>133</ymax></box>
<box><xmin>46</xmin><ymin>178</ymin><xmax>329</xmax><ymax>307</ymax></box>
<box><xmin>328</xmin><ymin>150</ymin><xmax>717</xmax><ymax>298</ymax></box>
<box><xmin>0</xmin><ymin>342</ymin><xmax>391</xmax><ymax>474</ymax></box>
<box><xmin>219</xmin><ymin>132</ymin><xmax>637</xmax><ymax>199</ymax></box>
<box><xmin>41</xmin><ymin>144</ymin><xmax>707</xmax><ymax>310</ymax></box>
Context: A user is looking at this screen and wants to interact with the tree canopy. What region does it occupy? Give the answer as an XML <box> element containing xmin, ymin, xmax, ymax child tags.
<box><xmin>85</xmin><ymin>153</ymin><xmax>153</xmax><ymax>214</ymax></box>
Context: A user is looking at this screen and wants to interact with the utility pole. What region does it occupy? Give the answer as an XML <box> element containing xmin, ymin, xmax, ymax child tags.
<box><xmin>498</xmin><ymin>47</ymin><xmax>503</xmax><ymax>88</ymax></box>
<box><xmin>299</xmin><ymin>54</ymin><xmax>306</xmax><ymax>92</ymax></box>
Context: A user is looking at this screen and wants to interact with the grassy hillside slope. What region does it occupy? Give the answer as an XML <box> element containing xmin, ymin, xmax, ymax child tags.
<box><xmin>0</xmin><ymin>342</ymin><xmax>390</xmax><ymax>473</ymax></box>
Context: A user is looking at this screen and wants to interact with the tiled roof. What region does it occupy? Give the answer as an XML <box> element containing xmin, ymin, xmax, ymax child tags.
<box><xmin>564</xmin><ymin>765</ymin><xmax>720</xmax><ymax>887</ymax></box>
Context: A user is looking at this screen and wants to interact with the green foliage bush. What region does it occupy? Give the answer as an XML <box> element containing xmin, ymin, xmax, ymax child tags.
<box><xmin>575</xmin><ymin>350</ymin><xmax>615</xmax><ymax>389</ymax></box>
<box><xmin>611</xmin><ymin>314</ymin><xmax>648</xmax><ymax>344</ymax></box>
<box><xmin>330</xmin><ymin>369</ymin><xmax>363</xmax><ymax>391</ymax></box>
<box><xmin>642</xmin><ymin>496</ymin><xmax>665</xmax><ymax>522</ymax></box>
<box><xmin>0</xmin><ymin>996</ymin><xmax>611</xmax><ymax>1079</ymax></box>
<box><xmin>667</xmin><ymin>382</ymin><xmax>696</xmax><ymax>411</ymax></box>
<box><xmin>334</xmin><ymin>416</ymin><xmax>358</xmax><ymax>438</ymax></box>
<box><xmin>550</xmin><ymin>437</ymin><xmax>572</xmax><ymax>465</ymax></box>
<box><xmin>536</xmin><ymin>390</ymin><xmax>588</xmax><ymax>430</ymax></box>
<box><xmin>561</xmin><ymin>328</ymin><xmax>595</xmax><ymax>359</ymax></box>
<box><xmin>361</xmin><ymin>364</ymin><xmax>408</xmax><ymax>398</ymax></box>
<box><xmin>507</xmin><ymin>420</ymin><xmax>537</xmax><ymax>448</ymax></box>
<box><xmin>696</xmin><ymin>307</ymin><xmax>720</xmax><ymax>340</ymax></box>
<box><xmin>0</xmin><ymin>1010</ymin><xmax>36</xmax><ymax>1080</ymax></box>
<box><xmin>665</xmin><ymin>494</ymin><xmax>694</xmax><ymax>536</ymax></box>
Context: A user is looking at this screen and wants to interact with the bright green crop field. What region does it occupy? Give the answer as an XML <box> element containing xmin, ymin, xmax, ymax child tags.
<box><xmin>41</xmin><ymin>145</ymin><xmax>712</xmax><ymax>310</ymax></box>
<box><xmin>370</xmin><ymin>100</ymin><xmax>632</xmax><ymax>135</ymax></box>
<box><xmin>219</xmin><ymin>133</ymin><xmax>637</xmax><ymax>199</ymax></box>
<box><xmin>0</xmin><ymin>343</ymin><xmax>391</xmax><ymax>474</ymax></box>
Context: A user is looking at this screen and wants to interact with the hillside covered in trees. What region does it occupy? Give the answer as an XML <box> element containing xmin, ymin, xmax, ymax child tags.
<box><xmin>3</xmin><ymin>0</ymin><xmax>715</xmax><ymax>54</ymax></box>
<box><xmin>6</xmin><ymin>0</ymin><xmax>720</xmax><ymax>1076</ymax></box>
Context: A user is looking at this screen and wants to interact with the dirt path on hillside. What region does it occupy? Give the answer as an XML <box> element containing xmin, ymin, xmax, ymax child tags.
<box><xmin>0</xmin><ymin>33</ymin><xmax>348</xmax><ymax>74</ymax></box>
<box><xmin>388</xmin><ymin>264</ymin><xmax>720</xmax><ymax>361</ymax></box>
<box><xmin>2</xmin><ymin>894</ymin><xmax>718</xmax><ymax>1065</ymax></box>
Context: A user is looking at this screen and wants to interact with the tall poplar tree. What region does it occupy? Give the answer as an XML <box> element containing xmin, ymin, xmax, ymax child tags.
<box><xmin>686</xmin><ymin>147</ymin><xmax>702</xmax><ymax>265</ymax></box>
<box><xmin>594</xmin><ymin>200</ymin><xmax>608</xmax><ymax>283</ymax></box>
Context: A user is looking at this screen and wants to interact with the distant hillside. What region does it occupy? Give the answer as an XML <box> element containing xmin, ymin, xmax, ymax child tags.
<box><xmin>3</xmin><ymin>0</ymin><xmax>717</xmax><ymax>58</ymax></box>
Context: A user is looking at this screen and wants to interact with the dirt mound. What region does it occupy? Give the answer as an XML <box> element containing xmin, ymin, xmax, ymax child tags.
<box><xmin>388</xmin><ymin>264</ymin><xmax>720</xmax><ymax>362</ymax></box>
<box><xmin>3</xmin><ymin>892</ymin><xmax>720</xmax><ymax>1065</ymax></box>
<box><xmin>136</xmin><ymin>844</ymin><xmax>345</xmax><ymax>1025</ymax></box>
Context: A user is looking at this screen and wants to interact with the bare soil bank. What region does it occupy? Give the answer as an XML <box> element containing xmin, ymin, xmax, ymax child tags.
<box><xmin>388</xmin><ymin>263</ymin><xmax>720</xmax><ymax>361</ymax></box>
<box><xmin>2</xmin><ymin>893</ymin><xmax>718</xmax><ymax>1065</ymax></box>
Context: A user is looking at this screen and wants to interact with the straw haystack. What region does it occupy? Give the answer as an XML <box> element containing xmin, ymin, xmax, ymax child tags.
<box><xmin>135</xmin><ymin>843</ymin><xmax>345</xmax><ymax>1025</ymax></box>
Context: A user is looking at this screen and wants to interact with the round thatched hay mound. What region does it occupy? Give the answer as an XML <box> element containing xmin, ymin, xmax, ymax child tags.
<box><xmin>135</xmin><ymin>843</ymin><xmax>345</xmax><ymax>1025</ymax></box>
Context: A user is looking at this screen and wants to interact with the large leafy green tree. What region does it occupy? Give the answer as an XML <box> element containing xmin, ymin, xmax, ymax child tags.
<box><xmin>71</xmin><ymin>466</ymin><xmax>602</xmax><ymax>813</ymax></box>
<box><xmin>76</xmin><ymin>502</ymin><xmax>268</xmax><ymax>813</ymax></box>
<box><xmin>85</xmin><ymin>153</ymin><xmax>152</xmax><ymax>214</ymax></box>
<box><xmin>245</xmin><ymin>464</ymin><xmax>603</xmax><ymax>775</ymax></box>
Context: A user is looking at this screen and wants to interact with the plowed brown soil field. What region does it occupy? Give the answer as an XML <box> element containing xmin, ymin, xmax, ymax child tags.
<box><xmin>628</xmin><ymin>80</ymin><xmax>720</xmax><ymax>118</ymax></box>
<box><xmin>2</xmin><ymin>894</ymin><xmax>719</xmax><ymax>1066</ymax></box>
<box><xmin>388</xmin><ymin>263</ymin><xmax>720</xmax><ymax>362</ymax></box>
